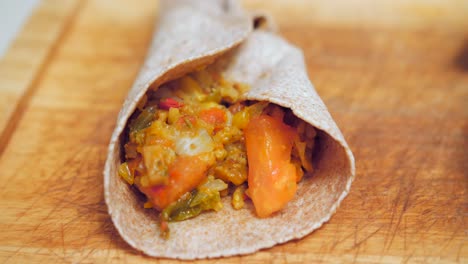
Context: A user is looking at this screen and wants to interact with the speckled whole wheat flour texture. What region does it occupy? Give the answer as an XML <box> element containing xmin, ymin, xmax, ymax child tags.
<box><xmin>104</xmin><ymin>0</ymin><xmax>355</xmax><ymax>259</ymax></box>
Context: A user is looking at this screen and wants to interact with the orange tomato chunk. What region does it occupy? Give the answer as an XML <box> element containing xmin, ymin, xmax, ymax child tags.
<box><xmin>200</xmin><ymin>107</ymin><xmax>226</xmax><ymax>131</ymax></box>
<box><xmin>245</xmin><ymin>114</ymin><xmax>298</xmax><ymax>217</ymax></box>
<box><xmin>143</xmin><ymin>155</ymin><xmax>209</xmax><ymax>210</ymax></box>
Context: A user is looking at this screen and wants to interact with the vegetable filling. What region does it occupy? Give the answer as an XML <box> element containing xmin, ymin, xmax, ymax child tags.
<box><xmin>119</xmin><ymin>63</ymin><xmax>316</xmax><ymax>233</ymax></box>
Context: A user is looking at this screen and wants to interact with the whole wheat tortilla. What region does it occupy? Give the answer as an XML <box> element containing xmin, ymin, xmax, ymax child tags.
<box><xmin>104</xmin><ymin>0</ymin><xmax>355</xmax><ymax>259</ymax></box>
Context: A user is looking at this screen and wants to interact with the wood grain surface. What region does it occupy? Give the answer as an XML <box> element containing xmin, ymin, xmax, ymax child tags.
<box><xmin>0</xmin><ymin>0</ymin><xmax>466</xmax><ymax>263</ymax></box>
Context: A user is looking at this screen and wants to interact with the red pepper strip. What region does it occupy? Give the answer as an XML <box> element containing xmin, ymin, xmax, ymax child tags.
<box><xmin>159</xmin><ymin>98</ymin><xmax>184</xmax><ymax>110</ymax></box>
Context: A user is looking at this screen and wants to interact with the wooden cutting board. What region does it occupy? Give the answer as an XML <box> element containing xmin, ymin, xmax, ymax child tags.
<box><xmin>0</xmin><ymin>0</ymin><xmax>466</xmax><ymax>263</ymax></box>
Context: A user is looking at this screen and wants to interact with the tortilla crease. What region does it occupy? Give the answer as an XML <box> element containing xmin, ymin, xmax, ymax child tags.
<box><xmin>104</xmin><ymin>0</ymin><xmax>355</xmax><ymax>259</ymax></box>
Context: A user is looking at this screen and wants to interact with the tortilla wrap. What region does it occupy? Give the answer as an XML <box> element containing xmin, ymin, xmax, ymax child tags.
<box><xmin>104</xmin><ymin>0</ymin><xmax>355</xmax><ymax>259</ymax></box>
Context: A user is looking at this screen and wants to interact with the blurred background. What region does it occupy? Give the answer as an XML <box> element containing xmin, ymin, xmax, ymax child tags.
<box><xmin>1</xmin><ymin>0</ymin><xmax>467</xmax><ymax>58</ymax></box>
<box><xmin>3</xmin><ymin>0</ymin><xmax>467</xmax><ymax>62</ymax></box>
<box><xmin>0</xmin><ymin>0</ymin><xmax>39</xmax><ymax>57</ymax></box>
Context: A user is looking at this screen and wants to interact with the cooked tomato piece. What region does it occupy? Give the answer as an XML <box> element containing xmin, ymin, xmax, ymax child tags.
<box><xmin>245</xmin><ymin>114</ymin><xmax>298</xmax><ymax>217</ymax></box>
<box><xmin>142</xmin><ymin>155</ymin><xmax>209</xmax><ymax>210</ymax></box>
<box><xmin>200</xmin><ymin>107</ymin><xmax>226</xmax><ymax>131</ymax></box>
<box><xmin>176</xmin><ymin>115</ymin><xmax>196</xmax><ymax>128</ymax></box>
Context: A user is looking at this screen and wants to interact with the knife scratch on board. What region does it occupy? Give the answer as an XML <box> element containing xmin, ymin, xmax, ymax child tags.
<box><xmin>351</xmin><ymin>226</ymin><xmax>361</xmax><ymax>264</ymax></box>
<box><xmin>61</xmin><ymin>223</ymin><xmax>66</xmax><ymax>260</ymax></box>
<box><xmin>332</xmin><ymin>222</ymin><xmax>367</xmax><ymax>252</ymax></box>
<box><xmin>350</xmin><ymin>225</ymin><xmax>383</xmax><ymax>251</ymax></box>
<box><xmin>384</xmin><ymin>159</ymin><xmax>416</xmax><ymax>251</ymax></box>
<box><xmin>386</xmin><ymin>185</ymin><xmax>412</xmax><ymax>251</ymax></box>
